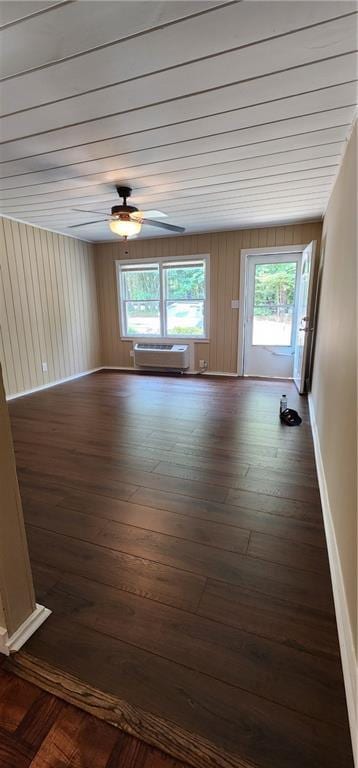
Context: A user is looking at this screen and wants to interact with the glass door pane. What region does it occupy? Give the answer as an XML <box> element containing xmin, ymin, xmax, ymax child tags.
<box><xmin>252</xmin><ymin>262</ymin><xmax>297</xmax><ymax>346</ymax></box>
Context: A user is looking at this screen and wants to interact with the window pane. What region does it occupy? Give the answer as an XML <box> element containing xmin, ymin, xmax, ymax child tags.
<box><xmin>252</xmin><ymin>305</ymin><xmax>293</xmax><ymax>346</ymax></box>
<box><xmin>165</xmin><ymin>263</ymin><xmax>205</xmax><ymax>300</ymax></box>
<box><xmin>125</xmin><ymin>301</ymin><xmax>160</xmax><ymax>336</ymax></box>
<box><xmin>252</xmin><ymin>261</ymin><xmax>297</xmax><ymax>346</ymax></box>
<box><xmin>254</xmin><ymin>261</ymin><xmax>297</xmax><ymax>307</ymax></box>
<box><xmin>122</xmin><ymin>267</ymin><xmax>159</xmax><ymax>300</ymax></box>
<box><xmin>166</xmin><ymin>301</ymin><xmax>204</xmax><ymax>336</ymax></box>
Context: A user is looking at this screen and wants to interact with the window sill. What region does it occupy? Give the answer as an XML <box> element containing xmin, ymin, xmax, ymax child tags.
<box><xmin>120</xmin><ymin>337</ymin><xmax>210</xmax><ymax>343</ymax></box>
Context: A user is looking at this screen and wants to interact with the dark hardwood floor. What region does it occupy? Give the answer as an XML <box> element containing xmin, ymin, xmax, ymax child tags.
<box><xmin>0</xmin><ymin>664</ymin><xmax>188</xmax><ymax>767</ymax></box>
<box><xmin>7</xmin><ymin>371</ymin><xmax>353</xmax><ymax>768</ymax></box>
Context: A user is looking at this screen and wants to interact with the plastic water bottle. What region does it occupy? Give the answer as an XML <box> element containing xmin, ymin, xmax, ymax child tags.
<box><xmin>280</xmin><ymin>394</ymin><xmax>287</xmax><ymax>414</ymax></box>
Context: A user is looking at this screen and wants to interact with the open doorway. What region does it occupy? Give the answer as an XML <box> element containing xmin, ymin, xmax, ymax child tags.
<box><xmin>238</xmin><ymin>244</ymin><xmax>316</xmax><ymax>386</ymax></box>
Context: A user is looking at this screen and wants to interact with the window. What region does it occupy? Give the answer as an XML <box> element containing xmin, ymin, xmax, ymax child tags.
<box><xmin>117</xmin><ymin>256</ymin><xmax>209</xmax><ymax>339</ymax></box>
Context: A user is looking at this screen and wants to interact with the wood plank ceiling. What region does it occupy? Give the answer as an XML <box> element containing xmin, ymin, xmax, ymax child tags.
<box><xmin>0</xmin><ymin>0</ymin><xmax>357</xmax><ymax>241</ymax></box>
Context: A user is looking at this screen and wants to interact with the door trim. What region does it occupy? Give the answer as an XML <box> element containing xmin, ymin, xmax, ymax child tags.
<box><xmin>237</xmin><ymin>245</ymin><xmax>308</xmax><ymax>376</ymax></box>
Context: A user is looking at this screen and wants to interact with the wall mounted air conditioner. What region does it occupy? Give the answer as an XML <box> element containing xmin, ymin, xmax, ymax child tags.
<box><xmin>133</xmin><ymin>343</ymin><xmax>190</xmax><ymax>371</ymax></box>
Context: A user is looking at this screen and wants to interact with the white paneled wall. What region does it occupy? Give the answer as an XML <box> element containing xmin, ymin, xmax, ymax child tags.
<box><xmin>0</xmin><ymin>218</ymin><xmax>101</xmax><ymax>397</ymax></box>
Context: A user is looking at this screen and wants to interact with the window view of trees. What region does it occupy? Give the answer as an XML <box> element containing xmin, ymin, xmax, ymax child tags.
<box><xmin>120</xmin><ymin>261</ymin><xmax>207</xmax><ymax>337</ymax></box>
<box><xmin>252</xmin><ymin>261</ymin><xmax>297</xmax><ymax>346</ymax></box>
<box><xmin>166</xmin><ymin>266</ymin><xmax>205</xmax><ymax>299</ymax></box>
<box><xmin>124</xmin><ymin>268</ymin><xmax>159</xmax><ymax>300</ymax></box>
<box><xmin>124</xmin><ymin>268</ymin><xmax>160</xmax><ymax>335</ymax></box>
<box><xmin>254</xmin><ymin>262</ymin><xmax>297</xmax><ymax>315</ymax></box>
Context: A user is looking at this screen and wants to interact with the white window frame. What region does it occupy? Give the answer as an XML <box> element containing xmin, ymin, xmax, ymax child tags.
<box><xmin>116</xmin><ymin>254</ymin><xmax>210</xmax><ymax>341</ymax></box>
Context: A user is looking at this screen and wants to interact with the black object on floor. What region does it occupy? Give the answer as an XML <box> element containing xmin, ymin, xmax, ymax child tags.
<box><xmin>280</xmin><ymin>408</ymin><xmax>302</xmax><ymax>426</ymax></box>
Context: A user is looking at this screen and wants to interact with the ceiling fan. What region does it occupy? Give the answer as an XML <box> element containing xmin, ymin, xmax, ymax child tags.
<box><xmin>69</xmin><ymin>186</ymin><xmax>185</xmax><ymax>238</ymax></box>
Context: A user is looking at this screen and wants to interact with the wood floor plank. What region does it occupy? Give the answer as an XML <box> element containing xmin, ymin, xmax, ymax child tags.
<box><xmin>191</xmin><ymin>427</ymin><xmax>314</xmax><ymax>450</ymax></box>
<box><xmin>245</xmin><ymin>464</ymin><xmax>318</xmax><ymax>488</ymax></box>
<box><xmin>175</xmin><ymin>439</ymin><xmax>279</xmax><ymax>461</ymax></box>
<box><xmin>0</xmin><ymin>727</ymin><xmax>33</xmax><ymax>768</ymax></box>
<box><xmin>17</xmin><ymin>459</ymin><xmax>138</xmax><ymax>505</ymax></box>
<box><xmin>130</xmin><ymin>487</ymin><xmax>326</xmax><ymax>547</ymax></box>
<box><xmin>0</xmin><ymin>671</ymin><xmax>40</xmax><ymax>733</ymax></box>
<box><xmin>231</xmin><ymin>475</ymin><xmax>321</xmax><ymax>504</ymax></box>
<box><xmin>17</xmin><ymin>448</ymin><xmax>228</xmax><ymax>504</ymax></box>
<box><xmin>17</xmin><ymin>484</ymin><xmax>66</xmax><ymax>511</ymax></box>
<box><xmin>15</xmin><ymin>432</ymin><xmax>160</xmax><ymax>474</ymax></box>
<box><xmin>152</xmin><ymin>461</ymin><xmax>321</xmax><ymax>502</ymax></box>
<box><xmin>198</xmin><ymin>579</ymin><xmax>340</xmax><ymax>660</ymax></box>
<box><xmin>226</xmin><ymin>487</ymin><xmax>321</xmax><ymax>520</ymax></box>
<box><xmin>154</xmin><ymin>432</ymin><xmax>282</xmax><ymax>457</ymax></box>
<box><xmin>15</xmin><ymin>691</ymin><xmax>64</xmax><ymax>753</ymax></box>
<box><xmin>0</xmin><ymin>667</ymin><xmax>189</xmax><ymax>768</ymax></box>
<box><xmin>29</xmin><ymin>703</ymin><xmax>118</xmax><ymax>768</ymax></box>
<box><xmin>16</xmin><ymin>427</ymin><xmax>318</xmax><ymax>484</ymax></box>
<box><xmin>54</xmin><ymin>489</ymin><xmax>251</xmax><ymax>554</ymax></box>
<box><xmin>43</xmin><ymin>571</ymin><xmax>347</xmax><ymax>726</ymax></box>
<box><xmin>8</xmin><ymin>373</ymin><xmax>353</xmax><ymax>768</ymax></box>
<box><xmin>152</xmin><ymin>461</ymin><xmax>249</xmax><ymax>489</ymax></box>
<box><xmin>162</xmin><ymin>452</ymin><xmax>319</xmax><ymax>487</ymax></box>
<box><xmin>105</xmin><ymin>733</ymin><xmax>148</xmax><ymax>768</ymax></box>
<box><xmin>247</xmin><ymin>531</ymin><xmax>330</xmax><ymax>575</ymax></box>
<box><xmin>174</xmin><ymin>440</ymin><xmax>319</xmax><ymax>477</ymax></box>
<box><xmin>5</xmin><ymin>652</ymin><xmax>249</xmax><ymax>768</ymax></box>
<box><xmin>25</xmin><ymin>506</ymin><xmax>332</xmax><ymax>612</ymax></box>
<box><xmin>11</xmin><ymin>413</ymin><xmax>179</xmax><ymax>452</ymax></box>
<box><xmin>18</xmin><ymin>617</ymin><xmax>353</xmax><ymax>768</ymax></box>
<box><xmin>143</xmin><ymin>748</ymin><xmax>189</xmax><ymax>768</ymax></box>
<box><xmin>26</xmin><ymin>526</ymin><xmax>206</xmax><ymax>612</ymax></box>
<box><xmin>28</xmin><ymin>563</ymin><xmax>60</xmax><ymax>604</ymax></box>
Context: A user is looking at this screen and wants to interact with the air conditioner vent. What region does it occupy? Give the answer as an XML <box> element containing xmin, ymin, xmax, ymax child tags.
<box><xmin>133</xmin><ymin>343</ymin><xmax>189</xmax><ymax>371</ymax></box>
<box><xmin>136</xmin><ymin>343</ymin><xmax>174</xmax><ymax>350</ymax></box>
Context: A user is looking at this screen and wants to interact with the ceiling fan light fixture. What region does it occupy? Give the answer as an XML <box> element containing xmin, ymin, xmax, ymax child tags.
<box><xmin>109</xmin><ymin>216</ymin><xmax>142</xmax><ymax>238</ymax></box>
<box><xmin>69</xmin><ymin>187</ymin><xmax>184</xmax><ymax>234</ymax></box>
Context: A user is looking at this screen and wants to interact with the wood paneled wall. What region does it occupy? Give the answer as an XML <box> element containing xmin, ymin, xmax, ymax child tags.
<box><xmin>95</xmin><ymin>222</ymin><xmax>322</xmax><ymax>373</ymax></box>
<box><xmin>0</xmin><ymin>218</ymin><xmax>323</xmax><ymax>396</ymax></box>
<box><xmin>0</xmin><ymin>218</ymin><xmax>101</xmax><ymax>398</ymax></box>
<box><xmin>0</xmin><ymin>363</ymin><xmax>35</xmax><ymax>638</ymax></box>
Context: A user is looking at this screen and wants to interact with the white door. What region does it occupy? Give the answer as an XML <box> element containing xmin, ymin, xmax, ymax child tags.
<box><xmin>293</xmin><ymin>241</ymin><xmax>316</xmax><ymax>393</ymax></box>
<box><xmin>243</xmin><ymin>252</ymin><xmax>301</xmax><ymax>378</ymax></box>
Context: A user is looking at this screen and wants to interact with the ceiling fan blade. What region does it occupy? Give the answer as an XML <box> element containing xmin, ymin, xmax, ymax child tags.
<box><xmin>132</xmin><ymin>210</ymin><xmax>167</xmax><ymax>219</ymax></box>
<box><xmin>142</xmin><ymin>218</ymin><xmax>185</xmax><ymax>233</ymax></box>
<box><xmin>72</xmin><ymin>208</ymin><xmax>112</xmax><ymax>217</ymax></box>
<box><xmin>68</xmin><ymin>219</ymin><xmax>108</xmax><ymax>228</ymax></box>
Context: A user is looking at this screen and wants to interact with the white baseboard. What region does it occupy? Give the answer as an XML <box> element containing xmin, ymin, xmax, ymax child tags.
<box><xmin>101</xmin><ymin>366</ymin><xmax>238</xmax><ymax>377</ymax></box>
<box><xmin>102</xmin><ymin>365</ymin><xmax>197</xmax><ymax>374</ymax></box>
<box><xmin>308</xmin><ymin>394</ymin><xmax>357</xmax><ymax>765</ymax></box>
<box><xmin>6</xmin><ymin>367</ymin><xmax>102</xmax><ymax>401</ymax></box>
<box><xmin>6</xmin><ymin>365</ymin><xmax>239</xmax><ymax>401</ymax></box>
<box><xmin>0</xmin><ymin>604</ymin><xmax>51</xmax><ymax>656</ymax></box>
<box><xmin>201</xmin><ymin>370</ymin><xmax>239</xmax><ymax>377</ymax></box>
<box><xmin>101</xmin><ymin>365</ymin><xmax>135</xmax><ymax>371</ymax></box>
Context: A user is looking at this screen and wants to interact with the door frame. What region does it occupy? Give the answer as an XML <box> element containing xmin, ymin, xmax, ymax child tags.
<box><xmin>237</xmin><ymin>244</ymin><xmax>308</xmax><ymax>376</ymax></box>
<box><xmin>293</xmin><ymin>240</ymin><xmax>317</xmax><ymax>393</ymax></box>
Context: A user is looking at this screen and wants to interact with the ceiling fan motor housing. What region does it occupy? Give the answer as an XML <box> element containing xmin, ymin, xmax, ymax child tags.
<box><xmin>111</xmin><ymin>205</ymin><xmax>138</xmax><ymax>218</ymax></box>
<box><xmin>112</xmin><ymin>186</ymin><xmax>139</xmax><ymax>218</ymax></box>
